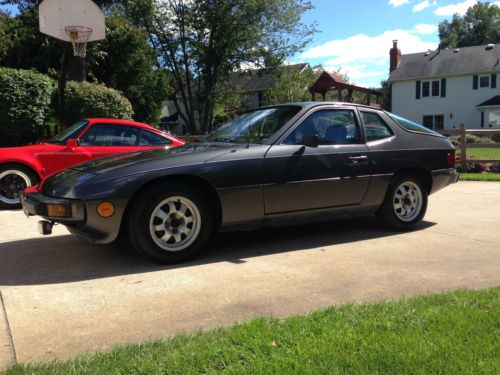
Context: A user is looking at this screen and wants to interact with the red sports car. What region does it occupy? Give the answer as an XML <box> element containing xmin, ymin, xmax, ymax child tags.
<box><xmin>0</xmin><ymin>118</ymin><xmax>185</xmax><ymax>208</ymax></box>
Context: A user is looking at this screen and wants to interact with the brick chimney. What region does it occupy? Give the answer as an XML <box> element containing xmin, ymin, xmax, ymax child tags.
<box><xmin>390</xmin><ymin>40</ymin><xmax>401</xmax><ymax>73</ymax></box>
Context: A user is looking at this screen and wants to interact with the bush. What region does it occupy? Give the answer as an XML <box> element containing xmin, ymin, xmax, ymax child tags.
<box><xmin>63</xmin><ymin>81</ymin><xmax>133</xmax><ymax>125</ymax></box>
<box><xmin>0</xmin><ymin>67</ymin><xmax>54</xmax><ymax>146</ymax></box>
<box><xmin>448</xmin><ymin>134</ymin><xmax>495</xmax><ymax>146</ymax></box>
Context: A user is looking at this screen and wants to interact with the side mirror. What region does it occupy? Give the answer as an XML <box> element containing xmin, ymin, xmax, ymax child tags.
<box><xmin>303</xmin><ymin>135</ymin><xmax>319</xmax><ymax>148</ymax></box>
<box><xmin>66</xmin><ymin>139</ymin><xmax>79</xmax><ymax>148</ymax></box>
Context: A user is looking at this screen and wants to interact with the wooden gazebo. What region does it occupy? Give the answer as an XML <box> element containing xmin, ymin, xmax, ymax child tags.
<box><xmin>309</xmin><ymin>71</ymin><xmax>383</xmax><ymax>107</ymax></box>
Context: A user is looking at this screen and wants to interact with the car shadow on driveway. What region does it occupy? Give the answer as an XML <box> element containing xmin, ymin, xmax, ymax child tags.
<box><xmin>0</xmin><ymin>216</ymin><xmax>436</xmax><ymax>286</ymax></box>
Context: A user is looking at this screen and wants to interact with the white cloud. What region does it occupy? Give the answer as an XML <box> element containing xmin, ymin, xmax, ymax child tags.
<box><xmin>388</xmin><ymin>0</ymin><xmax>411</xmax><ymax>7</ymax></box>
<box><xmin>301</xmin><ymin>30</ymin><xmax>437</xmax><ymax>86</ymax></box>
<box><xmin>412</xmin><ymin>0</ymin><xmax>436</xmax><ymax>12</ymax></box>
<box><xmin>302</xmin><ymin>29</ymin><xmax>437</xmax><ymax>64</ymax></box>
<box><xmin>413</xmin><ymin>23</ymin><xmax>438</xmax><ymax>35</ymax></box>
<box><xmin>434</xmin><ymin>0</ymin><xmax>476</xmax><ymax>16</ymax></box>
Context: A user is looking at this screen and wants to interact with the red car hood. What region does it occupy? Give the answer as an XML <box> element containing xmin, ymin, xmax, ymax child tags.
<box><xmin>0</xmin><ymin>143</ymin><xmax>65</xmax><ymax>153</ymax></box>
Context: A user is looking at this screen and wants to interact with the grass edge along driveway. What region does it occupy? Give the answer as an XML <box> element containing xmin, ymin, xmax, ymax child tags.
<box><xmin>459</xmin><ymin>173</ymin><xmax>500</xmax><ymax>181</ymax></box>
<box><xmin>4</xmin><ymin>287</ymin><xmax>500</xmax><ymax>374</ymax></box>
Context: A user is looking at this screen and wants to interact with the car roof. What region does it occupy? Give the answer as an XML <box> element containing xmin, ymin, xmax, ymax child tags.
<box><xmin>84</xmin><ymin>118</ymin><xmax>156</xmax><ymax>130</ymax></box>
<box><xmin>256</xmin><ymin>101</ymin><xmax>383</xmax><ymax>112</ymax></box>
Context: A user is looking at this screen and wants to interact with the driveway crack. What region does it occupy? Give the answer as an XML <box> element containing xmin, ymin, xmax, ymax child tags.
<box><xmin>0</xmin><ymin>290</ymin><xmax>17</xmax><ymax>366</ymax></box>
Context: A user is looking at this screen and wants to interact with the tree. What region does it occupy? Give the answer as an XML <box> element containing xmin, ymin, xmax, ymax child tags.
<box><xmin>127</xmin><ymin>0</ymin><xmax>316</xmax><ymax>134</ymax></box>
<box><xmin>86</xmin><ymin>15</ymin><xmax>171</xmax><ymax>125</ymax></box>
<box><xmin>380</xmin><ymin>79</ymin><xmax>392</xmax><ymax>111</ymax></box>
<box><xmin>438</xmin><ymin>1</ymin><xmax>500</xmax><ymax>48</ymax></box>
<box><xmin>265</xmin><ymin>64</ymin><xmax>319</xmax><ymax>105</ymax></box>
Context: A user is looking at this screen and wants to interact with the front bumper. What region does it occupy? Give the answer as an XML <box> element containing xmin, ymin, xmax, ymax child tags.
<box><xmin>430</xmin><ymin>168</ymin><xmax>459</xmax><ymax>194</ymax></box>
<box><xmin>21</xmin><ymin>189</ymin><xmax>124</xmax><ymax>244</ymax></box>
<box><xmin>20</xmin><ymin>190</ymin><xmax>85</xmax><ymax>224</ymax></box>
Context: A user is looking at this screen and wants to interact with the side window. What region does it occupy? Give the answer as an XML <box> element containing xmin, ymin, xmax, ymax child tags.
<box><xmin>93</xmin><ymin>125</ymin><xmax>139</xmax><ymax>146</ymax></box>
<box><xmin>361</xmin><ymin>112</ymin><xmax>394</xmax><ymax>142</ymax></box>
<box><xmin>283</xmin><ymin>109</ymin><xmax>360</xmax><ymax>145</ymax></box>
<box><xmin>78</xmin><ymin>125</ymin><xmax>97</xmax><ymax>146</ymax></box>
<box><xmin>139</xmin><ymin>130</ymin><xmax>172</xmax><ymax>146</ymax></box>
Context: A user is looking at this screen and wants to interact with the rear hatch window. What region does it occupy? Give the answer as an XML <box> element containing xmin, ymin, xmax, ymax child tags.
<box><xmin>386</xmin><ymin>112</ymin><xmax>444</xmax><ymax>137</ymax></box>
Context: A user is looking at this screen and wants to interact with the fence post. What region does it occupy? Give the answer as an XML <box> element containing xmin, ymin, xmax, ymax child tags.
<box><xmin>460</xmin><ymin>123</ymin><xmax>467</xmax><ymax>170</ymax></box>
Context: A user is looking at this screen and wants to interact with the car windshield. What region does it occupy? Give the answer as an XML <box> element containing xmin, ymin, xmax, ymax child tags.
<box><xmin>386</xmin><ymin>112</ymin><xmax>442</xmax><ymax>136</ymax></box>
<box><xmin>48</xmin><ymin>121</ymin><xmax>89</xmax><ymax>144</ymax></box>
<box><xmin>203</xmin><ymin>106</ymin><xmax>301</xmax><ymax>144</ymax></box>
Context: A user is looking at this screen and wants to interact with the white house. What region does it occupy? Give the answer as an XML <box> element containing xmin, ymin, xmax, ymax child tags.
<box><xmin>389</xmin><ymin>41</ymin><xmax>500</xmax><ymax>130</ymax></box>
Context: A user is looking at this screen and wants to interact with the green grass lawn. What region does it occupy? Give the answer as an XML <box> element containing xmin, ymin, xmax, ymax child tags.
<box><xmin>460</xmin><ymin>173</ymin><xmax>500</xmax><ymax>181</ymax></box>
<box><xmin>465</xmin><ymin>147</ymin><xmax>500</xmax><ymax>160</ymax></box>
<box><xmin>4</xmin><ymin>287</ymin><xmax>500</xmax><ymax>375</ymax></box>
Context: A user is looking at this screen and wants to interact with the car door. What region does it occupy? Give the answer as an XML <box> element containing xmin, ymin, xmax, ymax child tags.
<box><xmin>82</xmin><ymin>123</ymin><xmax>141</xmax><ymax>158</ymax></box>
<box><xmin>49</xmin><ymin>122</ymin><xmax>95</xmax><ymax>175</ymax></box>
<box><xmin>263</xmin><ymin>107</ymin><xmax>371</xmax><ymax>214</ymax></box>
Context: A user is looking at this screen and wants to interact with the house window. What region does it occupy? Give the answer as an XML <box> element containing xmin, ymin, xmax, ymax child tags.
<box><xmin>421</xmin><ymin>80</ymin><xmax>443</xmax><ymax>97</ymax></box>
<box><xmin>489</xmin><ymin>109</ymin><xmax>500</xmax><ymax>127</ymax></box>
<box><xmin>432</xmin><ymin>80</ymin><xmax>440</xmax><ymax>96</ymax></box>
<box><xmin>480</xmin><ymin>76</ymin><xmax>490</xmax><ymax>88</ymax></box>
<box><xmin>423</xmin><ymin>115</ymin><xmax>433</xmax><ymax>128</ymax></box>
<box><xmin>422</xmin><ymin>115</ymin><xmax>444</xmax><ymax>130</ymax></box>
<box><xmin>422</xmin><ymin>81</ymin><xmax>430</xmax><ymax>97</ymax></box>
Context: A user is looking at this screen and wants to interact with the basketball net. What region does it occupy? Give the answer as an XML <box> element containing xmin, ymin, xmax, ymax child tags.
<box><xmin>64</xmin><ymin>26</ymin><xmax>93</xmax><ymax>57</ymax></box>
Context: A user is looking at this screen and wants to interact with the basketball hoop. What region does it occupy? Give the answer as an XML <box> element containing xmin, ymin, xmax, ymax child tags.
<box><xmin>65</xmin><ymin>26</ymin><xmax>93</xmax><ymax>57</ymax></box>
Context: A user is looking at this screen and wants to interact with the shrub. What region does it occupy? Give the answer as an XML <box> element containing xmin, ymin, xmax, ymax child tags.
<box><xmin>456</xmin><ymin>163</ymin><xmax>483</xmax><ymax>173</ymax></box>
<box><xmin>0</xmin><ymin>67</ymin><xmax>54</xmax><ymax>146</ymax></box>
<box><xmin>448</xmin><ymin>134</ymin><xmax>495</xmax><ymax>146</ymax></box>
<box><xmin>63</xmin><ymin>81</ymin><xmax>133</xmax><ymax>125</ymax></box>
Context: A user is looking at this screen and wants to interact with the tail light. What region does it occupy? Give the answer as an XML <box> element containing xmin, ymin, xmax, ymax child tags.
<box><xmin>447</xmin><ymin>152</ymin><xmax>456</xmax><ymax>167</ymax></box>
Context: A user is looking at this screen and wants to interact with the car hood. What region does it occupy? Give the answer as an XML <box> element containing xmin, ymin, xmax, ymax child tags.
<box><xmin>0</xmin><ymin>143</ymin><xmax>64</xmax><ymax>153</ymax></box>
<box><xmin>40</xmin><ymin>142</ymin><xmax>254</xmax><ymax>196</ymax></box>
<box><xmin>72</xmin><ymin>142</ymin><xmax>243</xmax><ymax>175</ymax></box>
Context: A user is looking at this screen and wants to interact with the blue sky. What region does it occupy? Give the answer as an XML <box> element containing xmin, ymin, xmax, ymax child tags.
<box><xmin>2</xmin><ymin>0</ymin><xmax>498</xmax><ymax>88</ymax></box>
<box><xmin>297</xmin><ymin>0</ymin><xmax>500</xmax><ymax>87</ymax></box>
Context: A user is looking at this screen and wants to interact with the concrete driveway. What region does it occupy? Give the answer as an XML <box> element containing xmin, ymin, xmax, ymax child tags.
<box><xmin>1</xmin><ymin>181</ymin><xmax>499</xmax><ymax>368</ymax></box>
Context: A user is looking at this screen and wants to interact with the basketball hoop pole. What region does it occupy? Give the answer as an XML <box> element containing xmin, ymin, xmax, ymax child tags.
<box><xmin>39</xmin><ymin>0</ymin><xmax>106</xmax><ymax>128</ymax></box>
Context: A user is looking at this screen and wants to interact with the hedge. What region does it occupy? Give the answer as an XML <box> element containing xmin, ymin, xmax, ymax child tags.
<box><xmin>0</xmin><ymin>67</ymin><xmax>54</xmax><ymax>146</ymax></box>
<box><xmin>62</xmin><ymin>81</ymin><xmax>134</xmax><ymax>125</ymax></box>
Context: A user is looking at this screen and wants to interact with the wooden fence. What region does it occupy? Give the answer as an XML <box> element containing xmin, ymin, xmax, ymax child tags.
<box><xmin>438</xmin><ymin>124</ymin><xmax>500</xmax><ymax>170</ymax></box>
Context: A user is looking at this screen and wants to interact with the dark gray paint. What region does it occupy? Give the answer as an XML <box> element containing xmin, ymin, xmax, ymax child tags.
<box><xmin>23</xmin><ymin>102</ymin><xmax>458</xmax><ymax>244</ymax></box>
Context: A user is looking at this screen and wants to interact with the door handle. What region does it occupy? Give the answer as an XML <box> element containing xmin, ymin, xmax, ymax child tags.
<box><xmin>348</xmin><ymin>155</ymin><xmax>368</xmax><ymax>165</ymax></box>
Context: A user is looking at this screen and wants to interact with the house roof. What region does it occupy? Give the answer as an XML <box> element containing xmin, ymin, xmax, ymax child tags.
<box><xmin>477</xmin><ymin>95</ymin><xmax>500</xmax><ymax>108</ymax></box>
<box><xmin>390</xmin><ymin>43</ymin><xmax>500</xmax><ymax>81</ymax></box>
<box><xmin>229</xmin><ymin>63</ymin><xmax>310</xmax><ymax>92</ymax></box>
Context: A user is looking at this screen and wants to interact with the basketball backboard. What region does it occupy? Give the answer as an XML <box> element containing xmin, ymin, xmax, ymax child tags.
<box><xmin>39</xmin><ymin>0</ymin><xmax>106</xmax><ymax>42</ymax></box>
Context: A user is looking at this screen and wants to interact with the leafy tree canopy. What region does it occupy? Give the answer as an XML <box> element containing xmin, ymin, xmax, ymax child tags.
<box><xmin>265</xmin><ymin>64</ymin><xmax>320</xmax><ymax>105</ymax></box>
<box><xmin>125</xmin><ymin>0</ymin><xmax>317</xmax><ymax>133</ymax></box>
<box><xmin>439</xmin><ymin>1</ymin><xmax>500</xmax><ymax>48</ymax></box>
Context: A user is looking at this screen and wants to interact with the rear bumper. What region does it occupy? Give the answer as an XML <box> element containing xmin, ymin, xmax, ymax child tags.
<box><xmin>430</xmin><ymin>168</ymin><xmax>459</xmax><ymax>194</ymax></box>
<box><xmin>21</xmin><ymin>190</ymin><xmax>123</xmax><ymax>244</ymax></box>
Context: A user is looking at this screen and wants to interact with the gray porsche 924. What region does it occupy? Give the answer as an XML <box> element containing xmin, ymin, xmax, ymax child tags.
<box><xmin>22</xmin><ymin>102</ymin><xmax>458</xmax><ymax>264</ymax></box>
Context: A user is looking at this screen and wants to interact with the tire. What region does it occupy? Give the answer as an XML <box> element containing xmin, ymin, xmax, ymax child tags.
<box><xmin>376</xmin><ymin>174</ymin><xmax>428</xmax><ymax>231</ymax></box>
<box><xmin>0</xmin><ymin>164</ymin><xmax>39</xmax><ymax>209</ymax></box>
<box><xmin>127</xmin><ymin>182</ymin><xmax>213</xmax><ymax>264</ymax></box>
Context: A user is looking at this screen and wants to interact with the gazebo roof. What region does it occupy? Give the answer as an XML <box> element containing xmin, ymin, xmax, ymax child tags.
<box><xmin>309</xmin><ymin>71</ymin><xmax>383</xmax><ymax>96</ymax></box>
